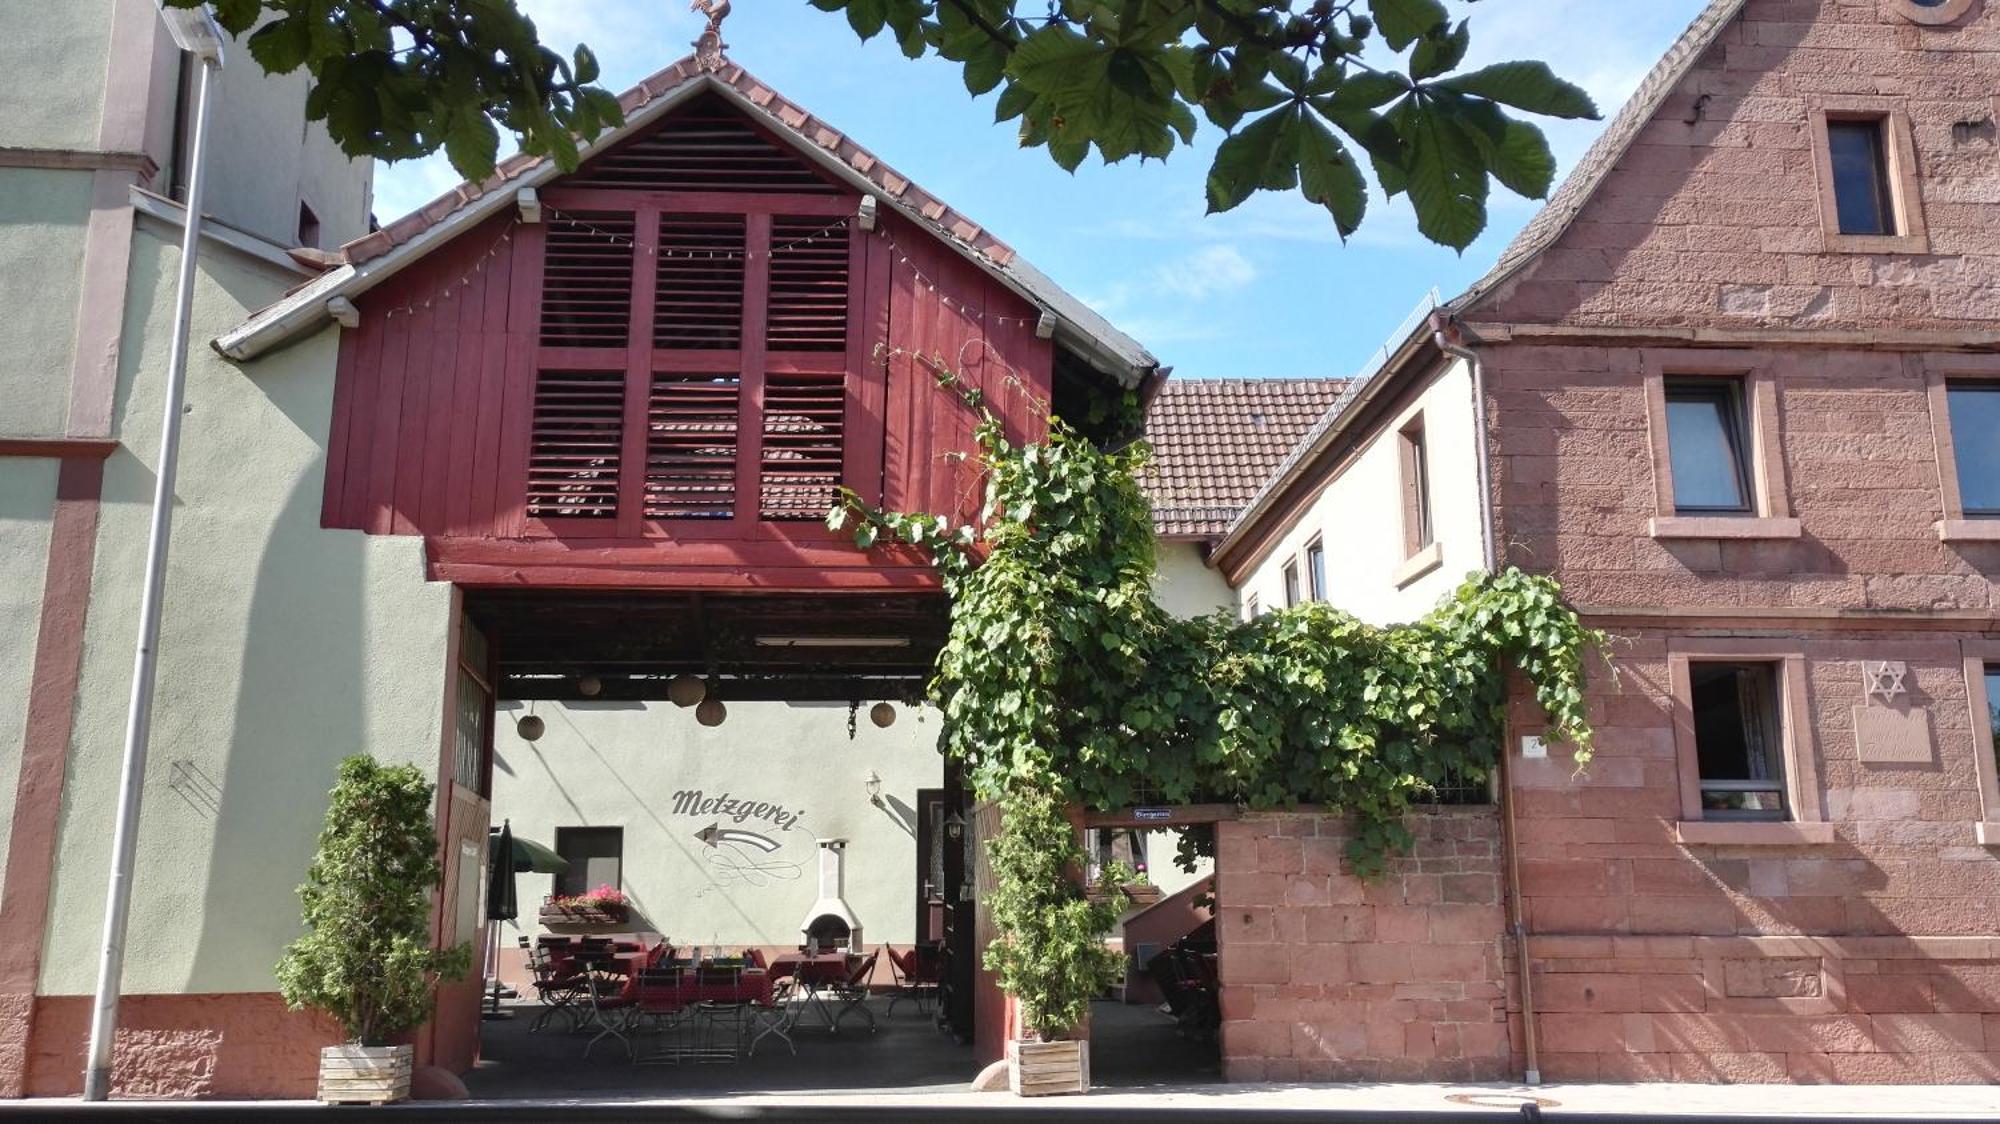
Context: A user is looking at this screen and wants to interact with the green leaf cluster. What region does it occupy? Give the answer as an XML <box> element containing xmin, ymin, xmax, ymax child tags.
<box><xmin>808</xmin><ymin>0</ymin><xmax>1600</xmax><ymax>249</ymax></box>
<box><xmin>275</xmin><ymin>755</ymin><xmax>472</xmax><ymax>1045</ymax></box>
<box><xmin>166</xmin><ymin>0</ymin><xmax>624</xmax><ymax>182</ymax></box>
<box><xmin>834</xmin><ymin>363</ymin><xmax>1602</xmax><ymax>1024</ymax></box>
<box><xmin>981</xmin><ymin>785</ymin><xmax>1131</xmax><ymax>1037</ymax></box>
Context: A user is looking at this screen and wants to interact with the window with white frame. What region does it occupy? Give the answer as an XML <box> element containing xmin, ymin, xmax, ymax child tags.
<box><xmin>1688</xmin><ymin>661</ymin><xmax>1788</xmax><ymax>821</ymax></box>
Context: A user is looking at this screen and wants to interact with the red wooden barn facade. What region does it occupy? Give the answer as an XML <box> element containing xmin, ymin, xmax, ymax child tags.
<box><xmin>219</xmin><ymin>55</ymin><xmax>1156</xmax><ymax>1073</ymax></box>
<box><xmin>281</xmin><ymin>77</ymin><xmax>1153</xmax><ymax>592</ymax></box>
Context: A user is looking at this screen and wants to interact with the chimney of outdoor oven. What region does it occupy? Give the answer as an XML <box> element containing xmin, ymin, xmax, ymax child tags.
<box><xmin>800</xmin><ymin>838</ymin><xmax>863</xmax><ymax>953</ymax></box>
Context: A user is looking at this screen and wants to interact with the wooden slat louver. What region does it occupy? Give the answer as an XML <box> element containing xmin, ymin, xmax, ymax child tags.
<box><xmin>568</xmin><ymin>98</ymin><xmax>839</xmax><ymax>193</ymax></box>
<box><xmin>646</xmin><ymin>373</ymin><xmax>741</xmax><ymax>520</ymax></box>
<box><xmin>767</xmin><ymin>216</ymin><xmax>850</xmax><ymax>352</ymax></box>
<box><xmin>526</xmin><ymin>369</ymin><xmax>625</xmax><ymax>519</ymax></box>
<box><xmin>540</xmin><ymin>212</ymin><xmax>635</xmax><ymax>348</ymax></box>
<box><xmin>655</xmin><ymin>214</ymin><xmax>745</xmax><ymax>349</ymax></box>
<box><xmin>760</xmin><ymin>372</ymin><xmax>844</xmax><ymax>519</ymax></box>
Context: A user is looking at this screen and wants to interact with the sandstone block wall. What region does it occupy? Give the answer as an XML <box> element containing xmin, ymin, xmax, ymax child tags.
<box><xmin>1478</xmin><ymin>0</ymin><xmax>2000</xmax><ymax>332</ymax></box>
<box><xmin>1532</xmin><ymin>933</ymin><xmax>2000</xmax><ymax>1082</ymax></box>
<box><xmin>1215</xmin><ymin>809</ymin><xmax>1514</xmax><ymax>1082</ymax></box>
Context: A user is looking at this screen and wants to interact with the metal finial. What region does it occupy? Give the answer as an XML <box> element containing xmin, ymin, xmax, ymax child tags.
<box><xmin>691</xmin><ymin>0</ymin><xmax>731</xmax><ymax>71</ymax></box>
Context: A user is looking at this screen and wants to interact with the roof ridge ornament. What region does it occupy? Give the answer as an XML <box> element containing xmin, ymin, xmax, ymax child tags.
<box><xmin>691</xmin><ymin>0</ymin><xmax>731</xmax><ymax>71</ymax></box>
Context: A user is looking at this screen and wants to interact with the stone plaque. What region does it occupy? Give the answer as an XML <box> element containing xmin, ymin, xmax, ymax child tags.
<box><xmin>1722</xmin><ymin>957</ymin><xmax>1823</xmax><ymax>999</ymax></box>
<box><xmin>1852</xmin><ymin>705</ymin><xmax>1934</xmax><ymax>764</ymax></box>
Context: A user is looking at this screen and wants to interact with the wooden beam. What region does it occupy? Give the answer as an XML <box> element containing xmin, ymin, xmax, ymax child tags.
<box><xmin>0</xmin><ymin>437</ymin><xmax>118</xmax><ymax>460</ymax></box>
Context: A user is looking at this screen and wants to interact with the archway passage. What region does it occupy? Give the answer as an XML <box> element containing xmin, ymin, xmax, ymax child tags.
<box><xmin>456</xmin><ymin>587</ymin><xmax>985</xmax><ymax>1096</ymax></box>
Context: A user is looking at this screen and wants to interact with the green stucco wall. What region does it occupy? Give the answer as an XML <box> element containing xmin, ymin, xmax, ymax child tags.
<box><xmin>38</xmin><ymin>218</ymin><xmax>451</xmax><ymax>996</ymax></box>
<box><xmin>0</xmin><ymin>459</ymin><xmax>58</xmax><ymax>901</ymax></box>
<box><xmin>0</xmin><ymin>169</ymin><xmax>94</xmax><ymax>437</ymax></box>
<box><xmin>0</xmin><ymin>0</ymin><xmax>112</xmax><ymax>151</ymax></box>
<box><xmin>491</xmin><ymin>699</ymin><xmax>944</xmax><ymax>950</ymax></box>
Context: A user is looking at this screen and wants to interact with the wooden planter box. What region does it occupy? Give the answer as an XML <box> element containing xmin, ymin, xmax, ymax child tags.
<box><xmin>1006</xmin><ymin>1038</ymin><xmax>1089</xmax><ymax>1097</ymax></box>
<box><xmin>317</xmin><ymin>1044</ymin><xmax>413</xmax><ymax>1105</ymax></box>
<box><xmin>539</xmin><ymin>903</ymin><xmax>629</xmax><ymax>926</ymax></box>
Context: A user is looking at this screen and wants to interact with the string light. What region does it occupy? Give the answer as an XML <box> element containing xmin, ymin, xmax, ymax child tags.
<box><xmin>541</xmin><ymin>207</ymin><xmax>852</xmax><ymax>262</ymax></box>
<box><xmin>381</xmin><ymin>229</ymin><xmax>514</xmax><ymax>321</ymax></box>
<box><xmin>372</xmin><ymin>209</ymin><xmax>1052</xmax><ymax>334</ymax></box>
<box><xmin>875</xmin><ymin>227</ymin><xmax>1041</xmax><ymax>329</ymax></box>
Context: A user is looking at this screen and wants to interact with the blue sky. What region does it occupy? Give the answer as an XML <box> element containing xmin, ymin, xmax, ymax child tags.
<box><xmin>375</xmin><ymin>1</ymin><xmax>1709</xmax><ymax>381</ymax></box>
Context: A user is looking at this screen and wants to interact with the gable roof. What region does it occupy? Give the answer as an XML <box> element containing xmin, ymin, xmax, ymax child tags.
<box><xmin>1139</xmin><ymin>377</ymin><xmax>1347</xmax><ymax>539</ymax></box>
<box><xmin>1449</xmin><ymin>0</ymin><xmax>1748</xmax><ymax>314</ymax></box>
<box><xmin>1209</xmin><ymin>0</ymin><xmax>1751</xmax><ymax>569</ymax></box>
<box><xmin>214</xmin><ymin>55</ymin><xmax>1157</xmax><ymax>386</ymax></box>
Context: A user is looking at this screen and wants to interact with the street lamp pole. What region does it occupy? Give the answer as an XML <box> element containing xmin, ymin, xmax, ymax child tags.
<box><xmin>82</xmin><ymin>3</ymin><xmax>226</xmax><ymax>1102</ymax></box>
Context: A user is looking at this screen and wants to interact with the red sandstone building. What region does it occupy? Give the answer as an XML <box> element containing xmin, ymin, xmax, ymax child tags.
<box><xmin>1206</xmin><ymin>0</ymin><xmax>2000</xmax><ymax>1085</ymax></box>
<box><xmin>7</xmin><ymin>0</ymin><xmax>1999</xmax><ymax>1101</ymax></box>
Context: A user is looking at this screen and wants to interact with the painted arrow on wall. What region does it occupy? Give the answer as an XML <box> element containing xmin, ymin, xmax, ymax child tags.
<box><xmin>695</xmin><ymin>823</ymin><xmax>781</xmax><ymax>852</ymax></box>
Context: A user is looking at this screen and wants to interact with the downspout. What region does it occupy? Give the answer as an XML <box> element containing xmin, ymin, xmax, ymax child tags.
<box><xmin>1433</xmin><ymin>316</ymin><xmax>1540</xmax><ymax>1085</ymax></box>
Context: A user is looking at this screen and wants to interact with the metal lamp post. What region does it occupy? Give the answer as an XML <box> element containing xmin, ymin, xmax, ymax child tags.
<box><xmin>82</xmin><ymin>2</ymin><xmax>226</xmax><ymax>1102</ymax></box>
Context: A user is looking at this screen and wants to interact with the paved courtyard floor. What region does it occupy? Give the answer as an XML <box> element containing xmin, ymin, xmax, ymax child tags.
<box><xmin>9</xmin><ymin>997</ymin><xmax>1999</xmax><ymax>1119</ymax></box>
<box><xmin>459</xmin><ymin>993</ymin><xmax>1220</xmax><ymax>1097</ymax></box>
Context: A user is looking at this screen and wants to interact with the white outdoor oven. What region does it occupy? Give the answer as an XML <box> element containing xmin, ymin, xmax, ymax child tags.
<box><xmin>800</xmin><ymin>838</ymin><xmax>863</xmax><ymax>953</ymax></box>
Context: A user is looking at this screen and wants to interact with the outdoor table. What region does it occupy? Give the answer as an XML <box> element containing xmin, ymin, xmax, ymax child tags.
<box><xmin>766</xmin><ymin>952</ymin><xmax>869</xmax><ymax>1034</ymax></box>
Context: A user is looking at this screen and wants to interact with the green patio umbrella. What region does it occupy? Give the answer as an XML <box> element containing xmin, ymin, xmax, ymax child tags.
<box><xmin>489</xmin><ymin>827</ymin><xmax>569</xmax><ymax>874</ymax></box>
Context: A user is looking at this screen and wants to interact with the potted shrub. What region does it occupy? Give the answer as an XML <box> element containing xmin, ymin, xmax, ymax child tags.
<box><xmin>986</xmin><ymin>788</ymin><xmax>1129</xmax><ymax>1096</ymax></box>
<box><xmin>276</xmin><ymin>756</ymin><xmax>471</xmax><ymax>1105</ymax></box>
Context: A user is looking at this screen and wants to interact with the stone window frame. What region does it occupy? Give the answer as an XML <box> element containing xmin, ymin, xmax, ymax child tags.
<box><xmin>1393</xmin><ymin>408</ymin><xmax>1442</xmax><ymax>588</ymax></box>
<box><xmin>1923</xmin><ymin>353</ymin><xmax>2000</xmax><ymax>543</ymax></box>
<box><xmin>1806</xmin><ymin>95</ymin><xmax>1929</xmax><ymax>255</ymax></box>
<box><xmin>1641</xmin><ymin>349</ymin><xmax>1801</xmax><ymax>542</ymax></box>
<box><xmin>1953</xmin><ymin>640</ymin><xmax>2000</xmax><ymax>846</ymax></box>
<box><xmin>1882</xmin><ymin>0</ymin><xmax>1978</xmax><ymax>27</ymax></box>
<box><xmin>1668</xmin><ymin>638</ymin><xmax>1831</xmax><ymax>846</ymax></box>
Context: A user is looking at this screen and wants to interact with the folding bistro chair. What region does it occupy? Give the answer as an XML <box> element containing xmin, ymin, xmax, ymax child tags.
<box><xmin>578</xmin><ymin>957</ymin><xmax>637</xmax><ymax>1060</ymax></box>
<box><xmin>690</xmin><ymin>961</ymin><xmax>750</xmax><ymax>1062</ymax></box>
<box><xmin>884</xmin><ymin>944</ymin><xmax>940</xmax><ymax>1016</ymax></box>
<box><xmin>824</xmin><ymin>949</ymin><xmax>879</xmax><ymax>1033</ymax></box>
<box><xmin>523</xmin><ymin>940</ymin><xmax>587</xmax><ymax>1033</ymax></box>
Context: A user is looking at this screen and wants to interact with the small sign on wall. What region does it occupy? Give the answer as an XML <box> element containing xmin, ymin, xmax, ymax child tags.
<box><xmin>1852</xmin><ymin>660</ymin><xmax>1934</xmax><ymax>765</ymax></box>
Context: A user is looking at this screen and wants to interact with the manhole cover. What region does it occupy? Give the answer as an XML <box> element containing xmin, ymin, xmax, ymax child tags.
<box><xmin>1444</xmin><ymin>1092</ymin><xmax>1562</xmax><ymax>1109</ymax></box>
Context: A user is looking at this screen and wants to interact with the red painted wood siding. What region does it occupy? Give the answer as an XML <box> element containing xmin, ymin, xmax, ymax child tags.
<box><xmin>322</xmin><ymin>99</ymin><xmax>1051</xmax><ymax>590</ymax></box>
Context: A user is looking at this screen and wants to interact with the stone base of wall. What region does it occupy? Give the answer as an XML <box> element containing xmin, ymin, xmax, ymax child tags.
<box><xmin>16</xmin><ymin>993</ymin><xmax>339</xmax><ymax>1099</ymax></box>
<box><xmin>1216</xmin><ymin>809</ymin><xmax>1515</xmax><ymax>1082</ymax></box>
<box><xmin>1535</xmin><ymin>934</ymin><xmax>2000</xmax><ymax>1083</ymax></box>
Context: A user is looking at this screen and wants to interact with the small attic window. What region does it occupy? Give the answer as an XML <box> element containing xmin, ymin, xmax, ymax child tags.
<box><xmin>297</xmin><ymin>201</ymin><xmax>321</xmax><ymax>249</ymax></box>
<box><xmin>1884</xmin><ymin>0</ymin><xmax>1974</xmax><ymax>26</ymax></box>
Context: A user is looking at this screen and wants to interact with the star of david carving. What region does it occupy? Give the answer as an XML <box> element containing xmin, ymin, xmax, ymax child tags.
<box><xmin>1863</xmin><ymin>660</ymin><xmax>1908</xmax><ymax>704</ymax></box>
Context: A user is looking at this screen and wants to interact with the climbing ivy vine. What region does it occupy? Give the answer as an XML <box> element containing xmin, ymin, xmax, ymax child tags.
<box><xmin>832</xmin><ymin>358</ymin><xmax>1600</xmax><ymax>1036</ymax></box>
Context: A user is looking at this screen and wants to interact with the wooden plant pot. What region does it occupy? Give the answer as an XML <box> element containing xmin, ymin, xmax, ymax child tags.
<box><xmin>1006</xmin><ymin>1037</ymin><xmax>1089</xmax><ymax>1097</ymax></box>
<box><xmin>317</xmin><ymin>1043</ymin><xmax>413</xmax><ymax>1105</ymax></box>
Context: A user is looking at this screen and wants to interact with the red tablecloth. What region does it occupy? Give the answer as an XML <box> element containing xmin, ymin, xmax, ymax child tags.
<box><xmin>621</xmin><ymin>962</ymin><xmax>775</xmax><ymax>1011</ymax></box>
<box><xmin>766</xmin><ymin>952</ymin><xmax>856</xmax><ymax>986</ymax></box>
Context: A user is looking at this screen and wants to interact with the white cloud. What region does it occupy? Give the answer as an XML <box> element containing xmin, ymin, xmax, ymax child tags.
<box><xmin>1151</xmin><ymin>244</ymin><xmax>1256</xmax><ymax>300</ymax></box>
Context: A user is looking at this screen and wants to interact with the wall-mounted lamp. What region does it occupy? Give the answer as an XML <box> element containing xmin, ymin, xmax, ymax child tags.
<box><xmin>944</xmin><ymin>811</ymin><xmax>966</xmax><ymax>841</ymax></box>
<box><xmin>517</xmin><ymin>187</ymin><xmax>542</xmax><ymax>224</ymax></box>
<box><xmin>863</xmin><ymin>770</ymin><xmax>883</xmax><ymax>806</ymax></box>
